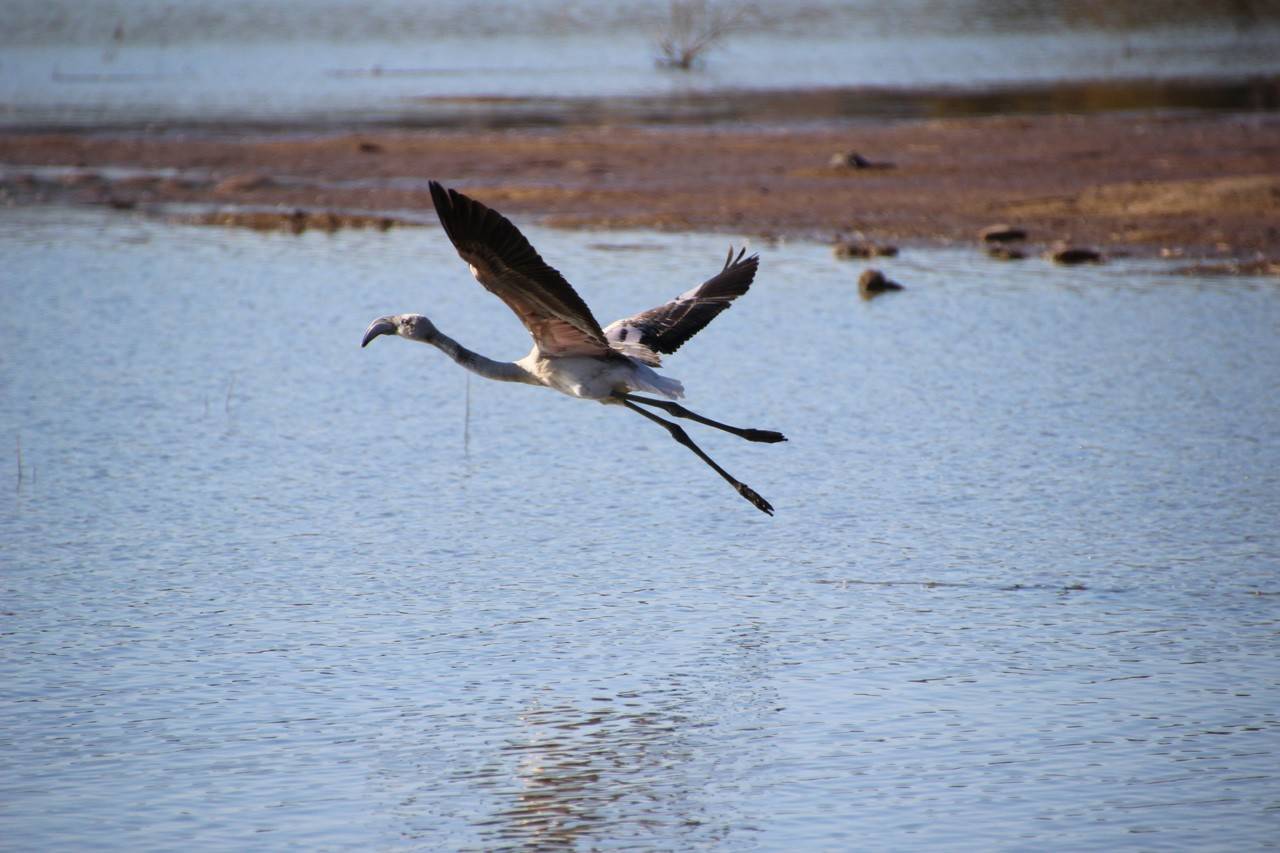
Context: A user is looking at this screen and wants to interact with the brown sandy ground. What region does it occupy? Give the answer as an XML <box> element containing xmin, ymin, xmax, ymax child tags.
<box><xmin>1</xmin><ymin>110</ymin><xmax>1277</xmax><ymax>262</ymax></box>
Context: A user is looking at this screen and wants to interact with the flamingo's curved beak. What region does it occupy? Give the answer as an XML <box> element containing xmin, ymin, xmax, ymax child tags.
<box><xmin>361</xmin><ymin>317</ymin><xmax>396</xmax><ymax>348</ymax></box>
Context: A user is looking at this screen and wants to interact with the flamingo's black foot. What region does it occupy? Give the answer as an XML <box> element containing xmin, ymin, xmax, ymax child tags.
<box><xmin>738</xmin><ymin>484</ymin><xmax>775</xmax><ymax>515</ymax></box>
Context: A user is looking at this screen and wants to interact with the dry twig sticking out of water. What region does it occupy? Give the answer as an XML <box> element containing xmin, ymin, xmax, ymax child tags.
<box><xmin>655</xmin><ymin>0</ymin><xmax>757</xmax><ymax>70</ymax></box>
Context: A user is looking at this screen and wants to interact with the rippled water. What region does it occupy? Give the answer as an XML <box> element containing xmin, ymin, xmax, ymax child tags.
<box><xmin>2</xmin><ymin>207</ymin><xmax>1279</xmax><ymax>849</ymax></box>
<box><xmin>3</xmin><ymin>0</ymin><xmax>1278</xmax><ymax>127</ymax></box>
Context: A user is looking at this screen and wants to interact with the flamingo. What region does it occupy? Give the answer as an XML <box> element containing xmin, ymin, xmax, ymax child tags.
<box><xmin>361</xmin><ymin>182</ymin><xmax>785</xmax><ymax>514</ymax></box>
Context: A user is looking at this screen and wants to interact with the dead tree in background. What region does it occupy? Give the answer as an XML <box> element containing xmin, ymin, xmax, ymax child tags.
<box><xmin>655</xmin><ymin>0</ymin><xmax>757</xmax><ymax>70</ymax></box>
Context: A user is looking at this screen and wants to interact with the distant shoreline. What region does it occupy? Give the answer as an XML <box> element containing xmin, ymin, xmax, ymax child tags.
<box><xmin>5</xmin><ymin>74</ymin><xmax>1277</xmax><ymax>134</ymax></box>
<box><xmin>2</xmin><ymin>81</ymin><xmax>1278</xmax><ymax>263</ymax></box>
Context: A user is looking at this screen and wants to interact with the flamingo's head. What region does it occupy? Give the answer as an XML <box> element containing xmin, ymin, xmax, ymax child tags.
<box><xmin>361</xmin><ymin>313</ymin><xmax>437</xmax><ymax>347</ymax></box>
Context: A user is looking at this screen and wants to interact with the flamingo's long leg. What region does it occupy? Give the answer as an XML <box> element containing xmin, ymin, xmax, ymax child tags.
<box><xmin>619</xmin><ymin>393</ymin><xmax>786</xmax><ymax>443</ymax></box>
<box><xmin>622</xmin><ymin>400</ymin><xmax>774</xmax><ymax>515</ymax></box>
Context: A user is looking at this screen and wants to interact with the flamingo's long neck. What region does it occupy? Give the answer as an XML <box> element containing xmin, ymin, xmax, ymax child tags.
<box><xmin>420</xmin><ymin>327</ymin><xmax>537</xmax><ymax>386</ymax></box>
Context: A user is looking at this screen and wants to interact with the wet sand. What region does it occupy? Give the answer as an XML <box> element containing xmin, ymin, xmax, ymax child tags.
<box><xmin>2</xmin><ymin>106</ymin><xmax>1278</xmax><ymax>260</ymax></box>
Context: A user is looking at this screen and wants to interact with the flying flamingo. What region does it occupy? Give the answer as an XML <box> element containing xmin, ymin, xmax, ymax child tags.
<box><xmin>361</xmin><ymin>182</ymin><xmax>785</xmax><ymax>514</ymax></box>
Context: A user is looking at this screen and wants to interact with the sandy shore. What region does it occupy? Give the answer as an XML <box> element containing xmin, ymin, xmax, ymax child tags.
<box><xmin>2</xmin><ymin>107</ymin><xmax>1278</xmax><ymax>262</ymax></box>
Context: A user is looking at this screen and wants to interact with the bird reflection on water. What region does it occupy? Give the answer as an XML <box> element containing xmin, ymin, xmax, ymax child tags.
<box><xmin>480</xmin><ymin>698</ymin><xmax>698</xmax><ymax>847</ymax></box>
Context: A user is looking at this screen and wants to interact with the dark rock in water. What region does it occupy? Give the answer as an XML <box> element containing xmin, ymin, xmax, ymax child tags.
<box><xmin>829</xmin><ymin>151</ymin><xmax>894</xmax><ymax>171</ymax></box>
<box><xmin>1048</xmin><ymin>245</ymin><xmax>1104</xmax><ymax>265</ymax></box>
<box><xmin>356</xmin><ymin>141</ymin><xmax>383</xmax><ymax>154</ymax></box>
<box><xmin>858</xmin><ymin>268</ymin><xmax>905</xmax><ymax>299</ymax></box>
<box><xmin>834</xmin><ymin>240</ymin><xmax>898</xmax><ymax>259</ymax></box>
<box><xmin>979</xmin><ymin>223</ymin><xmax>1027</xmax><ymax>243</ymax></box>
<box><xmin>986</xmin><ymin>244</ymin><xmax>1026</xmax><ymax>260</ymax></box>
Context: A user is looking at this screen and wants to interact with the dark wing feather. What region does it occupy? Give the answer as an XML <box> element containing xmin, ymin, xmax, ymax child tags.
<box><xmin>429</xmin><ymin>182</ymin><xmax>610</xmax><ymax>357</ymax></box>
<box><xmin>604</xmin><ymin>246</ymin><xmax>758</xmax><ymax>365</ymax></box>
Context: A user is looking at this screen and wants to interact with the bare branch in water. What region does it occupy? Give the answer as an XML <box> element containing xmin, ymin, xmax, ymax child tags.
<box><xmin>655</xmin><ymin>0</ymin><xmax>758</xmax><ymax>70</ymax></box>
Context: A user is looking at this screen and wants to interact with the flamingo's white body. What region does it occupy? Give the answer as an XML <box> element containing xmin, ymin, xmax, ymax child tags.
<box><xmin>513</xmin><ymin>353</ymin><xmax>684</xmax><ymax>401</ymax></box>
<box><xmin>362</xmin><ymin>182</ymin><xmax>784</xmax><ymax>514</ymax></box>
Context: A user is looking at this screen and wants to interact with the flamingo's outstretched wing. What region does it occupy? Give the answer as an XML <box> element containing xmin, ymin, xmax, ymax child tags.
<box><xmin>430</xmin><ymin>182</ymin><xmax>611</xmax><ymax>357</ymax></box>
<box><xmin>604</xmin><ymin>247</ymin><xmax>758</xmax><ymax>366</ymax></box>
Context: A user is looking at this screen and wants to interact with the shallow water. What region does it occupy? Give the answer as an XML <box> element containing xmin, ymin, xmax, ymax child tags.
<box><xmin>2</xmin><ymin>207</ymin><xmax>1279</xmax><ymax>849</ymax></box>
<box><xmin>3</xmin><ymin>0</ymin><xmax>1278</xmax><ymax>127</ymax></box>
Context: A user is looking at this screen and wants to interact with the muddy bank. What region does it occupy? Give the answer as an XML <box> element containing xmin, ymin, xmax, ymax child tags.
<box><xmin>2</xmin><ymin>107</ymin><xmax>1278</xmax><ymax>260</ymax></box>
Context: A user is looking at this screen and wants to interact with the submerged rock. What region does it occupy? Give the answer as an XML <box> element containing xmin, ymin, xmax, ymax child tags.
<box><xmin>1048</xmin><ymin>245</ymin><xmax>1104</xmax><ymax>265</ymax></box>
<box><xmin>858</xmin><ymin>268</ymin><xmax>905</xmax><ymax>299</ymax></box>
<box><xmin>979</xmin><ymin>223</ymin><xmax>1027</xmax><ymax>243</ymax></box>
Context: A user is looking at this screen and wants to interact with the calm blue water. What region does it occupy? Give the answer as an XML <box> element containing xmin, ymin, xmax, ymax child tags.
<box><xmin>3</xmin><ymin>0</ymin><xmax>1278</xmax><ymax>127</ymax></box>
<box><xmin>2</xmin><ymin>206</ymin><xmax>1279</xmax><ymax>849</ymax></box>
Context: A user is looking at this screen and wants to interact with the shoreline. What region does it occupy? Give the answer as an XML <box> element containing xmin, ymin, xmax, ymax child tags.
<box><xmin>5</xmin><ymin>73</ymin><xmax>1277</xmax><ymax>134</ymax></box>
<box><xmin>2</xmin><ymin>91</ymin><xmax>1278</xmax><ymax>263</ymax></box>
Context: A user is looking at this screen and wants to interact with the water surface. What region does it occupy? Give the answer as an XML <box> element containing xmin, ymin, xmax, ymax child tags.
<box><xmin>1</xmin><ymin>207</ymin><xmax>1279</xmax><ymax>849</ymax></box>
<box><xmin>3</xmin><ymin>0</ymin><xmax>1278</xmax><ymax>127</ymax></box>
